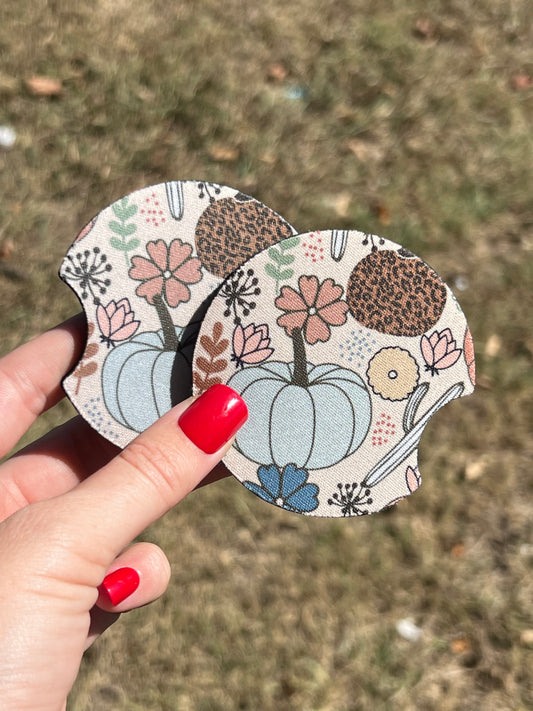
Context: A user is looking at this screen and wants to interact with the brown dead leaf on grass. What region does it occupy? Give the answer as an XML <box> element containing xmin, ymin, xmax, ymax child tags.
<box><xmin>25</xmin><ymin>76</ymin><xmax>63</xmax><ymax>96</ymax></box>
<box><xmin>209</xmin><ymin>144</ymin><xmax>240</xmax><ymax>162</ymax></box>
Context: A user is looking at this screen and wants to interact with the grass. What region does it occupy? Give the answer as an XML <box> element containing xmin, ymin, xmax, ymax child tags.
<box><xmin>1</xmin><ymin>0</ymin><xmax>532</xmax><ymax>709</ymax></box>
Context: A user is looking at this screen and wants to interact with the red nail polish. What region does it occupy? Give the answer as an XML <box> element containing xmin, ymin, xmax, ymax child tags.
<box><xmin>178</xmin><ymin>384</ymin><xmax>248</xmax><ymax>454</ymax></box>
<box><xmin>99</xmin><ymin>567</ymin><xmax>140</xmax><ymax>606</ymax></box>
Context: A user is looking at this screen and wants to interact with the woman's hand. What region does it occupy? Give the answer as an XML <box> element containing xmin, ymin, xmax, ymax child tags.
<box><xmin>0</xmin><ymin>315</ymin><xmax>247</xmax><ymax>711</ymax></box>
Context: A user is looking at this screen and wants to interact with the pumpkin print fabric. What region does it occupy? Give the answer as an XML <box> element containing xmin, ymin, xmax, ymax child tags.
<box><xmin>192</xmin><ymin>230</ymin><xmax>475</xmax><ymax>517</ymax></box>
<box><xmin>60</xmin><ymin>181</ymin><xmax>296</xmax><ymax>447</ymax></box>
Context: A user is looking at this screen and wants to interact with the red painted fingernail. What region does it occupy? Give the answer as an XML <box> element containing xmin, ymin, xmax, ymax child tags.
<box><xmin>99</xmin><ymin>567</ymin><xmax>140</xmax><ymax>606</ymax></box>
<box><xmin>178</xmin><ymin>384</ymin><xmax>248</xmax><ymax>454</ymax></box>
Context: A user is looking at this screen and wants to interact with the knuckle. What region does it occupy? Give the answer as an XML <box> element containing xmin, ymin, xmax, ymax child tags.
<box><xmin>118</xmin><ymin>439</ymin><xmax>190</xmax><ymax>506</ymax></box>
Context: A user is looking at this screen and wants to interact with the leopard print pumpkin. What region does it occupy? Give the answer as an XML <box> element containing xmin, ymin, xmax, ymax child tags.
<box><xmin>195</xmin><ymin>195</ymin><xmax>294</xmax><ymax>278</ymax></box>
<box><xmin>347</xmin><ymin>249</ymin><xmax>447</xmax><ymax>336</ymax></box>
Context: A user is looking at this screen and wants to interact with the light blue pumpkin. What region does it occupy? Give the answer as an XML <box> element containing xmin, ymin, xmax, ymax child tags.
<box><xmin>227</xmin><ymin>361</ymin><xmax>372</xmax><ymax>470</ymax></box>
<box><xmin>102</xmin><ymin>327</ymin><xmax>193</xmax><ymax>432</ymax></box>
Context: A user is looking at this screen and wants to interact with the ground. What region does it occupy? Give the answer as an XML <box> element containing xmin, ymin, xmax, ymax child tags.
<box><xmin>0</xmin><ymin>1</ymin><xmax>532</xmax><ymax>709</ymax></box>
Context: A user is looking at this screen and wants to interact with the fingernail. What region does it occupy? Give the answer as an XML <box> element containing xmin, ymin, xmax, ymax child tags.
<box><xmin>99</xmin><ymin>567</ymin><xmax>140</xmax><ymax>605</ymax></box>
<box><xmin>178</xmin><ymin>384</ymin><xmax>248</xmax><ymax>454</ymax></box>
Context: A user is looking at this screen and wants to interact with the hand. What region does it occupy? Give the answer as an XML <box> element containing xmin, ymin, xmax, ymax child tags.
<box><xmin>0</xmin><ymin>315</ymin><xmax>247</xmax><ymax>711</ymax></box>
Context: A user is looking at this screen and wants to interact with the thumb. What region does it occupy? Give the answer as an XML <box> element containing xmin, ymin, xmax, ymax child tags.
<box><xmin>62</xmin><ymin>384</ymin><xmax>247</xmax><ymax>567</ymax></box>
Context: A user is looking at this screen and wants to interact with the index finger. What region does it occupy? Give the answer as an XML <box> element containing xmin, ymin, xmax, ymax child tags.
<box><xmin>0</xmin><ymin>314</ymin><xmax>86</xmax><ymax>458</ymax></box>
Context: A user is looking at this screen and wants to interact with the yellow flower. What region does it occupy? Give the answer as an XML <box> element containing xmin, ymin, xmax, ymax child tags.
<box><xmin>367</xmin><ymin>347</ymin><xmax>419</xmax><ymax>401</ymax></box>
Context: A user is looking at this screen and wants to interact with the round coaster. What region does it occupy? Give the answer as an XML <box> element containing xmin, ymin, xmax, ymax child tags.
<box><xmin>60</xmin><ymin>181</ymin><xmax>296</xmax><ymax>447</ymax></box>
<box><xmin>192</xmin><ymin>229</ymin><xmax>475</xmax><ymax>517</ymax></box>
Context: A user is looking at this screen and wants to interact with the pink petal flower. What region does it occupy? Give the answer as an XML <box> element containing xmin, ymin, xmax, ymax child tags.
<box><xmin>124</xmin><ymin>311</ymin><xmax>134</xmax><ymax>325</ymax></box>
<box><xmin>233</xmin><ymin>324</ymin><xmax>245</xmax><ymax>357</ymax></box>
<box><xmin>111</xmin><ymin>320</ymin><xmax>140</xmax><ymax>341</ymax></box>
<box><xmin>275</xmin><ymin>285</ymin><xmax>307</xmax><ymax>312</ymax></box>
<box><xmin>146</xmin><ymin>240</ymin><xmax>169</xmax><ymax>271</ymax></box>
<box><xmin>164</xmin><ymin>277</ymin><xmax>191</xmax><ymax>307</ymax></box>
<box><xmin>420</xmin><ymin>334</ymin><xmax>435</xmax><ymax>366</ymax></box>
<box><xmin>433</xmin><ymin>334</ymin><xmax>449</xmax><ymax>363</ymax></box>
<box><xmin>299</xmin><ymin>275</ymin><xmax>319</xmax><ymax>307</ymax></box>
<box><xmin>105</xmin><ymin>300</ymin><xmax>118</xmax><ymax>318</ymax></box>
<box><xmin>135</xmin><ymin>276</ymin><xmax>165</xmax><ymax>303</ymax></box>
<box><xmin>429</xmin><ymin>331</ymin><xmax>440</xmax><ymax>348</ymax></box>
<box><xmin>243</xmin><ymin>324</ymin><xmax>255</xmax><ymax>340</ymax></box>
<box><xmin>243</xmin><ymin>330</ymin><xmax>263</xmax><ymax>354</ymax></box>
<box><xmin>441</xmin><ymin>327</ymin><xmax>453</xmax><ymax>344</ymax></box>
<box><xmin>168</xmin><ymin>239</ymin><xmax>192</xmax><ymax>271</ymax></box>
<box><xmin>96</xmin><ymin>303</ymin><xmax>111</xmax><ymax>337</ymax></box>
<box><xmin>305</xmin><ymin>314</ymin><xmax>330</xmax><ymax>344</ymax></box>
<box><xmin>406</xmin><ymin>466</ymin><xmax>421</xmax><ymax>492</ymax></box>
<box><xmin>318</xmin><ymin>300</ymin><xmax>349</xmax><ymax>326</ymax></box>
<box><xmin>257</xmin><ymin>324</ymin><xmax>269</xmax><ymax>339</ymax></box>
<box><xmin>241</xmin><ymin>347</ymin><xmax>273</xmax><ymax>364</ymax></box>
<box><xmin>277</xmin><ymin>311</ymin><xmax>307</xmax><ymax>334</ymax></box>
<box><xmin>316</xmin><ymin>277</ymin><xmax>343</xmax><ymax>309</ymax></box>
<box><xmin>434</xmin><ymin>349</ymin><xmax>462</xmax><ymax>369</ymax></box>
<box><xmin>130</xmin><ymin>255</ymin><xmax>162</xmax><ymax>281</ymax></box>
<box><xmin>110</xmin><ymin>305</ymin><xmax>126</xmax><ymax>334</ymax></box>
<box><xmin>173</xmin><ymin>256</ymin><xmax>202</xmax><ymax>284</ymax></box>
<box><xmin>115</xmin><ymin>298</ymin><xmax>130</xmax><ymax>313</ymax></box>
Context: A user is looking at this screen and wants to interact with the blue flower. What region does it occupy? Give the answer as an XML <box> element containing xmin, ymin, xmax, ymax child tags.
<box><xmin>244</xmin><ymin>464</ymin><xmax>319</xmax><ymax>513</ymax></box>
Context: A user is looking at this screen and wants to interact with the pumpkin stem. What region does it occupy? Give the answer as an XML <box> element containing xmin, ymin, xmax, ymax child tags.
<box><xmin>291</xmin><ymin>327</ymin><xmax>309</xmax><ymax>388</ymax></box>
<box><xmin>153</xmin><ymin>294</ymin><xmax>178</xmax><ymax>351</ymax></box>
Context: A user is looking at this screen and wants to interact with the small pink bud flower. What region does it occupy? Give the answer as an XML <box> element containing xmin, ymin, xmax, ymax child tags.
<box><xmin>231</xmin><ymin>323</ymin><xmax>273</xmax><ymax>369</ymax></box>
<box><xmin>97</xmin><ymin>298</ymin><xmax>140</xmax><ymax>348</ymax></box>
<box><xmin>420</xmin><ymin>328</ymin><xmax>462</xmax><ymax>376</ymax></box>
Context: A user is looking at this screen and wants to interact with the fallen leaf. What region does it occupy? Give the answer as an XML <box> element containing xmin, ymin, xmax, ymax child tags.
<box><xmin>451</xmin><ymin>543</ymin><xmax>465</xmax><ymax>558</ymax></box>
<box><xmin>267</xmin><ymin>63</ymin><xmax>287</xmax><ymax>82</ymax></box>
<box><xmin>209</xmin><ymin>144</ymin><xmax>239</xmax><ymax>162</ymax></box>
<box><xmin>511</xmin><ymin>73</ymin><xmax>532</xmax><ymax>91</ymax></box>
<box><xmin>451</xmin><ymin>637</ymin><xmax>471</xmax><ymax>655</ymax></box>
<box><xmin>484</xmin><ymin>334</ymin><xmax>501</xmax><ymax>358</ymax></box>
<box><xmin>0</xmin><ymin>238</ymin><xmax>14</xmax><ymax>260</ymax></box>
<box><xmin>346</xmin><ymin>139</ymin><xmax>383</xmax><ymax>162</ymax></box>
<box><xmin>25</xmin><ymin>75</ymin><xmax>63</xmax><ymax>96</ymax></box>
<box><xmin>520</xmin><ymin>630</ymin><xmax>533</xmax><ymax>647</ymax></box>
<box><xmin>465</xmin><ymin>457</ymin><xmax>488</xmax><ymax>481</ymax></box>
<box><xmin>413</xmin><ymin>17</ymin><xmax>436</xmax><ymax>39</ymax></box>
<box><xmin>375</xmin><ymin>203</ymin><xmax>391</xmax><ymax>226</ymax></box>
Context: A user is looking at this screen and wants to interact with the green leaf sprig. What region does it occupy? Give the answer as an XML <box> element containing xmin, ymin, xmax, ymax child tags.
<box><xmin>264</xmin><ymin>236</ymin><xmax>300</xmax><ymax>293</ymax></box>
<box><xmin>109</xmin><ymin>196</ymin><xmax>139</xmax><ymax>267</ymax></box>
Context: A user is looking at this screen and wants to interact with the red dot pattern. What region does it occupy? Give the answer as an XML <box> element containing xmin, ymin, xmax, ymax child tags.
<box><xmin>372</xmin><ymin>413</ymin><xmax>396</xmax><ymax>446</ymax></box>
<box><xmin>140</xmin><ymin>192</ymin><xmax>166</xmax><ymax>227</ymax></box>
<box><xmin>302</xmin><ymin>231</ymin><xmax>325</xmax><ymax>263</ymax></box>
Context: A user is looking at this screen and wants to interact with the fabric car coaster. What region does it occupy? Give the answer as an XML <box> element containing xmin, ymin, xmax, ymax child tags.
<box><xmin>192</xmin><ymin>230</ymin><xmax>476</xmax><ymax>517</ymax></box>
<box><xmin>60</xmin><ymin>181</ymin><xmax>296</xmax><ymax>447</ymax></box>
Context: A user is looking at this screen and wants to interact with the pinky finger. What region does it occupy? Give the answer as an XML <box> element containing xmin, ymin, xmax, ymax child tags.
<box><xmin>86</xmin><ymin>542</ymin><xmax>171</xmax><ymax>649</ymax></box>
<box><xmin>96</xmin><ymin>541</ymin><xmax>171</xmax><ymax>613</ymax></box>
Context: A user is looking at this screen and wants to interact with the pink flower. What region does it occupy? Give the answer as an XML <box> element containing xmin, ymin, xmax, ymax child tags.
<box><xmin>97</xmin><ymin>298</ymin><xmax>140</xmax><ymax>347</ymax></box>
<box><xmin>464</xmin><ymin>328</ymin><xmax>475</xmax><ymax>386</ymax></box>
<box><xmin>420</xmin><ymin>328</ymin><xmax>462</xmax><ymax>376</ymax></box>
<box><xmin>406</xmin><ymin>465</ymin><xmax>421</xmax><ymax>493</ymax></box>
<box><xmin>231</xmin><ymin>323</ymin><xmax>273</xmax><ymax>368</ymax></box>
<box><xmin>275</xmin><ymin>275</ymin><xmax>349</xmax><ymax>344</ymax></box>
<box><xmin>129</xmin><ymin>238</ymin><xmax>202</xmax><ymax>307</ymax></box>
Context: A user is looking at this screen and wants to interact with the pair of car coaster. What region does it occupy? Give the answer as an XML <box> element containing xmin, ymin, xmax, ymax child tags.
<box><xmin>60</xmin><ymin>181</ymin><xmax>475</xmax><ymax>518</ymax></box>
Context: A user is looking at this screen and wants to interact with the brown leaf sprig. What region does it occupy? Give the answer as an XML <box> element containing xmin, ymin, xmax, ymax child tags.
<box><xmin>193</xmin><ymin>322</ymin><xmax>228</xmax><ymax>394</ymax></box>
<box><xmin>73</xmin><ymin>323</ymin><xmax>99</xmax><ymax>394</ymax></box>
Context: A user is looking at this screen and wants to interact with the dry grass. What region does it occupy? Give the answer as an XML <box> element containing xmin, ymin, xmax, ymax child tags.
<box><xmin>0</xmin><ymin>0</ymin><xmax>532</xmax><ymax>709</ymax></box>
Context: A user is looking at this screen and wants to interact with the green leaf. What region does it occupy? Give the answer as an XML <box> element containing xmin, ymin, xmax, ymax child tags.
<box><xmin>124</xmin><ymin>238</ymin><xmax>140</xmax><ymax>250</ymax></box>
<box><xmin>110</xmin><ymin>236</ymin><xmax>128</xmax><ymax>250</ymax></box>
<box><xmin>265</xmin><ymin>262</ymin><xmax>280</xmax><ymax>279</ymax></box>
<box><xmin>268</xmin><ymin>247</ymin><xmax>282</xmax><ymax>264</ymax></box>
<box><xmin>109</xmin><ymin>220</ymin><xmax>128</xmax><ymax>236</ymax></box>
<box><xmin>122</xmin><ymin>223</ymin><xmax>137</xmax><ymax>236</ymax></box>
<box><xmin>122</xmin><ymin>204</ymin><xmax>138</xmax><ymax>220</ymax></box>
<box><xmin>281</xmin><ymin>236</ymin><xmax>300</xmax><ymax>250</ymax></box>
<box><xmin>277</xmin><ymin>253</ymin><xmax>295</xmax><ymax>265</ymax></box>
<box><xmin>278</xmin><ymin>268</ymin><xmax>294</xmax><ymax>280</ymax></box>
